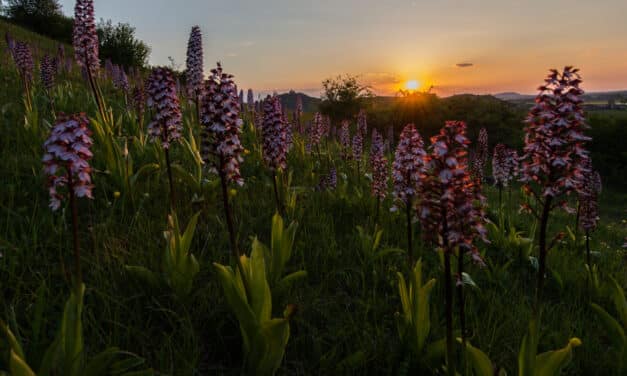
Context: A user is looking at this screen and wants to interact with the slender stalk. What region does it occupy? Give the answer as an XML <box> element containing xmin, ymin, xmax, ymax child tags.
<box><xmin>574</xmin><ymin>200</ymin><xmax>581</xmax><ymax>243</ymax></box>
<box><xmin>457</xmin><ymin>247</ymin><xmax>467</xmax><ymax>375</ymax></box>
<box><xmin>444</xmin><ymin>249</ymin><xmax>455</xmax><ymax>376</ymax></box>
<box><xmin>535</xmin><ymin>195</ymin><xmax>553</xmax><ymax>310</ymax></box>
<box><xmin>67</xmin><ymin>172</ymin><xmax>82</xmax><ymax>284</ymax></box>
<box><xmin>218</xmin><ymin>166</ymin><xmax>252</xmax><ymax>303</ymax></box>
<box><xmin>585</xmin><ymin>229</ymin><xmax>591</xmax><ymax>267</ymax></box>
<box><xmin>85</xmin><ymin>66</ymin><xmax>106</xmax><ymax>121</ymax></box>
<box><xmin>272</xmin><ymin>170</ymin><xmax>284</xmax><ymax>216</ymax></box>
<box><xmin>374</xmin><ymin>197</ymin><xmax>380</xmax><ymax>228</ymax></box>
<box><xmin>406</xmin><ymin>198</ymin><xmax>413</xmax><ymax>266</ymax></box>
<box><xmin>164</xmin><ymin>148</ymin><xmax>176</xmax><ymax>211</ymax></box>
<box><xmin>498</xmin><ymin>185</ymin><xmax>503</xmax><ymax>212</ymax></box>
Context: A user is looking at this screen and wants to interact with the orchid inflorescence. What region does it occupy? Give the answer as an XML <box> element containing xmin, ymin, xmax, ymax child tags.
<box><xmin>392</xmin><ymin>124</ymin><xmax>426</xmax><ymax>208</ymax></box>
<box><xmin>310</xmin><ymin>112</ymin><xmax>324</xmax><ymax>147</ymax></box>
<box><xmin>43</xmin><ymin>113</ymin><xmax>94</xmax><ymax>211</ymax></box>
<box><xmin>339</xmin><ymin>120</ymin><xmax>351</xmax><ymax>160</ymax></box>
<box><xmin>73</xmin><ymin>0</ymin><xmax>100</xmax><ymax>76</ymax></box>
<box><xmin>352</xmin><ymin>131</ymin><xmax>363</xmax><ymax>164</ymax></box>
<box><xmin>492</xmin><ymin>143</ymin><xmax>519</xmax><ymax>187</ymax></box>
<box><xmin>12</xmin><ymin>41</ymin><xmax>34</xmax><ymax>83</ymax></box>
<box><xmin>186</xmin><ymin>26</ymin><xmax>204</xmax><ymax>100</ymax></box>
<box><xmin>262</xmin><ymin>95</ymin><xmax>288</xmax><ymax>171</ymax></box>
<box><xmin>578</xmin><ymin>159</ymin><xmax>600</xmax><ymax>231</ymax></box>
<box><xmin>357</xmin><ymin>109</ymin><xmax>367</xmax><ymax>137</ymax></box>
<box><xmin>370</xmin><ymin>129</ymin><xmax>389</xmax><ymax>200</ymax></box>
<box><xmin>200</xmin><ymin>62</ymin><xmax>244</xmax><ymax>186</ymax></box>
<box><xmin>419</xmin><ymin>121</ymin><xmax>488</xmax><ymax>263</ymax></box>
<box><xmin>146</xmin><ymin>67</ymin><xmax>183</xmax><ymax>149</ymax></box>
<box><xmin>40</xmin><ymin>54</ymin><xmax>57</xmax><ymax>92</ymax></box>
<box><xmin>247</xmin><ymin>89</ymin><xmax>254</xmax><ymax>112</ymax></box>
<box><xmin>520</xmin><ymin>66</ymin><xmax>590</xmax><ymax>206</ymax></box>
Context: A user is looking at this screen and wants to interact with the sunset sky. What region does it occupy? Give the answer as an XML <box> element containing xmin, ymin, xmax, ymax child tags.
<box><xmin>60</xmin><ymin>0</ymin><xmax>627</xmax><ymax>97</ymax></box>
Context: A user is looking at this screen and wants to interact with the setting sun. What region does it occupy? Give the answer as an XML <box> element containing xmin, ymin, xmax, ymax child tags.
<box><xmin>405</xmin><ymin>79</ymin><xmax>420</xmax><ymax>90</ymax></box>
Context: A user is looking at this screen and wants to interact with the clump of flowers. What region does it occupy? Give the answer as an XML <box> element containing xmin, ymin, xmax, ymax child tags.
<box><xmin>371</xmin><ymin>129</ymin><xmax>389</xmax><ymax>223</ymax></box>
<box><xmin>112</xmin><ymin>65</ymin><xmax>130</xmax><ymax>93</ymax></box>
<box><xmin>339</xmin><ymin>120</ymin><xmax>351</xmax><ymax>160</ymax></box>
<box><xmin>310</xmin><ymin>113</ymin><xmax>324</xmax><ymax>149</ymax></box>
<box><xmin>146</xmin><ymin>67</ymin><xmax>183</xmax><ymax>208</ymax></box>
<box><xmin>318</xmin><ymin>167</ymin><xmax>337</xmax><ymax>191</ymax></box>
<box><xmin>12</xmin><ymin>41</ymin><xmax>34</xmax><ymax>106</ymax></box>
<box><xmin>200</xmin><ymin>63</ymin><xmax>246</xmax><ymax>285</ymax></box>
<box><xmin>392</xmin><ymin>124</ymin><xmax>425</xmax><ymax>209</ymax></box>
<box><xmin>352</xmin><ymin>131</ymin><xmax>363</xmax><ymax>173</ymax></box>
<box><xmin>262</xmin><ymin>95</ymin><xmax>288</xmax><ymax>171</ymax></box>
<box><xmin>418</xmin><ymin>120</ymin><xmax>487</xmax><ymax>375</ymax></box>
<box><xmin>186</xmin><ymin>26</ymin><xmax>204</xmax><ymax>102</ymax></box>
<box><xmin>131</xmin><ymin>84</ymin><xmax>146</xmax><ymax>125</ymax></box>
<box><xmin>492</xmin><ymin>143</ymin><xmax>519</xmax><ymax>208</ymax></box>
<box><xmin>200</xmin><ymin>62</ymin><xmax>244</xmax><ymax>186</ymax></box>
<box><xmin>43</xmin><ymin>113</ymin><xmax>94</xmax><ymax>211</ymax></box>
<box><xmin>43</xmin><ymin>113</ymin><xmax>94</xmax><ymax>283</ymax></box>
<box><xmin>40</xmin><ymin>54</ymin><xmax>57</xmax><ymax>92</ymax></box>
<box><xmin>357</xmin><ymin>109</ymin><xmax>367</xmax><ymax>137</ymax></box>
<box><xmin>146</xmin><ymin>67</ymin><xmax>183</xmax><ymax>149</ymax></box>
<box><xmin>73</xmin><ymin>0</ymin><xmax>99</xmax><ymax>76</ymax></box>
<box><xmin>247</xmin><ymin>89</ymin><xmax>254</xmax><ymax>112</ymax></box>
<box><xmin>520</xmin><ymin>66</ymin><xmax>590</xmax><ymax>305</ymax></box>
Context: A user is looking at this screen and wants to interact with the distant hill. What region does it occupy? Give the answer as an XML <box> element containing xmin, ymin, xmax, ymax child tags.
<box><xmin>496</xmin><ymin>90</ymin><xmax>627</xmax><ymax>105</ymax></box>
<box><xmin>278</xmin><ymin>91</ymin><xmax>321</xmax><ymax>113</ymax></box>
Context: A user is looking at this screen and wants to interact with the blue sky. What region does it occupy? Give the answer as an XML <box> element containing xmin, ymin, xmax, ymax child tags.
<box><xmin>60</xmin><ymin>0</ymin><xmax>627</xmax><ymax>97</ymax></box>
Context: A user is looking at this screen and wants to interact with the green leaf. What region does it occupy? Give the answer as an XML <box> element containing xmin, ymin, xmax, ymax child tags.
<box><xmin>590</xmin><ymin>303</ymin><xmax>625</xmax><ymax>349</ymax></box>
<box><xmin>518</xmin><ymin>317</ymin><xmax>539</xmax><ymax>376</ymax></box>
<box><xmin>535</xmin><ymin>338</ymin><xmax>581</xmax><ymax>376</ymax></box>
<box><xmin>458</xmin><ymin>339</ymin><xmax>494</xmax><ymax>376</ymax></box>
<box><xmin>9</xmin><ymin>350</ymin><xmax>36</xmax><ymax>376</ymax></box>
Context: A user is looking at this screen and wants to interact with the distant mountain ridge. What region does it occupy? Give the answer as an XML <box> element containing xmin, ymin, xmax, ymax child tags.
<box><xmin>495</xmin><ymin>90</ymin><xmax>627</xmax><ymax>103</ymax></box>
<box><xmin>277</xmin><ymin>91</ymin><xmax>321</xmax><ymax>113</ymax></box>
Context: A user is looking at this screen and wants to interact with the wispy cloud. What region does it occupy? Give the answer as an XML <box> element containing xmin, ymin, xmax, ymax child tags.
<box><xmin>456</xmin><ymin>62</ymin><xmax>474</xmax><ymax>68</ymax></box>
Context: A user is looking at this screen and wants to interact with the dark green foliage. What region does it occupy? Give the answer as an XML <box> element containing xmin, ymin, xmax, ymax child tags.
<box><xmin>97</xmin><ymin>19</ymin><xmax>150</xmax><ymax>68</ymax></box>
<box><xmin>3</xmin><ymin>0</ymin><xmax>73</xmax><ymax>43</ymax></box>
<box><xmin>319</xmin><ymin>74</ymin><xmax>373</xmax><ymax>121</ymax></box>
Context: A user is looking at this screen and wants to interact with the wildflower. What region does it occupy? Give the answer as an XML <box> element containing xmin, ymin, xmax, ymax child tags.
<box><xmin>12</xmin><ymin>41</ymin><xmax>34</xmax><ymax>83</ymax></box>
<box><xmin>186</xmin><ymin>26</ymin><xmax>204</xmax><ymax>101</ymax></box>
<box><xmin>419</xmin><ymin>121</ymin><xmax>487</xmax><ymax>260</ymax></box>
<box><xmin>247</xmin><ymin>89</ymin><xmax>254</xmax><ymax>111</ymax></box>
<box><xmin>40</xmin><ymin>54</ymin><xmax>57</xmax><ymax>91</ymax></box>
<box><xmin>492</xmin><ymin>144</ymin><xmax>519</xmax><ymax>187</ymax></box>
<box><xmin>520</xmin><ymin>66</ymin><xmax>590</xmax><ymax>304</ymax></box>
<box><xmin>357</xmin><ymin>109</ymin><xmax>367</xmax><ymax>137</ymax></box>
<box><xmin>371</xmin><ymin>129</ymin><xmax>389</xmax><ymax>200</ymax></box>
<box><xmin>310</xmin><ymin>113</ymin><xmax>324</xmax><ymax>147</ymax></box>
<box><xmin>43</xmin><ymin>113</ymin><xmax>94</xmax><ymax>211</ymax></box>
<box><xmin>262</xmin><ymin>95</ymin><xmax>288</xmax><ymax>171</ymax></box>
<box><xmin>339</xmin><ymin>120</ymin><xmax>351</xmax><ymax>160</ymax></box>
<box><xmin>477</xmin><ymin>127</ymin><xmax>488</xmax><ymax>165</ymax></box>
<box><xmin>131</xmin><ymin>85</ymin><xmax>146</xmax><ymax>115</ymax></box>
<box><xmin>392</xmin><ymin>124</ymin><xmax>426</xmax><ymax>207</ymax></box>
<box><xmin>73</xmin><ymin>0</ymin><xmax>100</xmax><ymax>76</ymax></box>
<box><xmin>352</xmin><ymin>132</ymin><xmax>363</xmax><ymax>164</ymax></box>
<box><xmin>112</xmin><ymin>65</ymin><xmax>130</xmax><ymax>93</ymax></box>
<box><xmin>200</xmin><ymin>62</ymin><xmax>244</xmax><ymax>186</ymax></box>
<box><xmin>146</xmin><ymin>67</ymin><xmax>183</xmax><ymax>149</ymax></box>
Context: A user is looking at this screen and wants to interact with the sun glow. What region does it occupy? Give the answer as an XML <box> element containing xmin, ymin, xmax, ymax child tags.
<box><xmin>405</xmin><ymin>79</ymin><xmax>420</xmax><ymax>90</ymax></box>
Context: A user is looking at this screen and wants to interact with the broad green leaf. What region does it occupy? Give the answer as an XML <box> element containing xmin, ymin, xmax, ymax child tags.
<box><xmin>459</xmin><ymin>339</ymin><xmax>494</xmax><ymax>376</ymax></box>
<box><xmin>9</xmin><ymin>350</ymin><xmax>36</xmax><ymax>376</ymax></box>
<box><xmin>535</xmin><ymin>337</ymin><xmax>581</xmax><ymax>376</ymax></box>
<box><xmin>590</xmin><ymin>303</ymin><xmax>625</xmax><ymax>349</ymax></box>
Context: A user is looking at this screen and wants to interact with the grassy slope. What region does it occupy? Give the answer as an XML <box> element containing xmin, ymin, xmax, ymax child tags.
<box><xmin>1</xmin><ymin>21</ymin><xmax>626</xmax><ymax>376</ymax></box>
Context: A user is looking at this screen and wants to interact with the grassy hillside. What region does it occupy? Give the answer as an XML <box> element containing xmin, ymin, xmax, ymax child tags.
<box><xmin>1</xmin><ymin>20</ymin><xmax>626</xmax><ymax>376</ymax></box>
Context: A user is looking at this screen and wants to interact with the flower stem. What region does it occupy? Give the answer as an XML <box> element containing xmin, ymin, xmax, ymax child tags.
<box><xmin>272</xmin><ymin>170</ymin><xmax>284</xmax><ymax>216</ymax></box>
<box><xmin>457</xmin><ymin>247</ymin><xmax>467</xmax><ymax>375</ymax></box>
<box><xmin>406</xmin><ymin>198</ymin><xmax>413</xmax><ymax>266</ymax></box>
<box><xmin>164</xmin><ymin>147</ymin><xmax>176</xmax><ymax>211</ymax></box>
<box><xmin>218</xmin><ymin>167</ymin><xmax>252</xmax><ymax>303</ymax></box>
<box><xmin>535</xmin><ymin>195</ymin><xmax>553</xmax><ymax>311</ymax></box>
<box><xmin>67</xmin><ymin>173</ymin><xmax>82</xmax><ymax>285</ymax></box>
